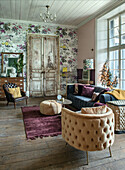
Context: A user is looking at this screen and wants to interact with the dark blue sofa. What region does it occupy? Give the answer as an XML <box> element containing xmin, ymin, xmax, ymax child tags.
<box><xmin>67</xmin><ymin>84</ymin><xmax>109</xmax><ymax>110</ymax></box>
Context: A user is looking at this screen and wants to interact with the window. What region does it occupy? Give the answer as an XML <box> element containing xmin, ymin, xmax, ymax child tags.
<box><xmin>108</xmin><ymin>11</ymin><xmax>125</xmax><ymax>89</ymax></box>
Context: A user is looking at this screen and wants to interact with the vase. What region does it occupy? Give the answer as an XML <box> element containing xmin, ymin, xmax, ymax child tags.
<box><xmin>18</xmin><ymin>73</ymin><xmax>23</xmax><ymax>77</ymax></box>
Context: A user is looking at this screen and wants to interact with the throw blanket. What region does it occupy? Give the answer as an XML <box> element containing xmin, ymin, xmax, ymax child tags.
<box><xmin>105</xmin><ymin>89</ymin><xmax>125</xmax><ymax>100</ymax></box>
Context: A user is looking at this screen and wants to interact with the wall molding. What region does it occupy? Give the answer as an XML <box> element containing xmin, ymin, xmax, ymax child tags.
<box><xmin>0</xmin><ymin>18</ymin><xmax>77</xmax><ymax>29</ymax></box>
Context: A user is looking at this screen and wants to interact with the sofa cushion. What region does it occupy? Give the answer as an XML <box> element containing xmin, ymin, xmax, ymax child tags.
<box><xmin>93</xmin><ymin>88</ymin><xmax>110</xmax><ymax>102</ymax></box>
<box><xmin>94</xmin><ymin>87</ymin><xmax>110</xmax><ymax>93</ymax></box>
<box><xmin>74</xmin><ymin>83</ymin><xmax>78</xmax><ymax>94</ymax></box>
<box><xmin>78</xmin><ymin>84</ymin><xmax>93</xmax><ymax>95</ymax></box>
<box><xmin>81</xmin><ymin>105</ymin><xmax>107</xmax><ymax>114</ymax></box>
<box><xmin>91</xmin><ymin>92</ymin><xmax>100</xmax><ymax>101</ymax></box>
<box><xmin>81</xmin><ymin>86</ymin><xmax>94</xmax><ymax>98</ymax></box>
<box><xmin>74</xmin><ymin>83</ymin><xmax>83</xmax><ymax>94</ymax></box>
<box><xmin>93</xmin><ymin>102</ymin><xmax>106</xmax><ymax>107</ymax></box>
<box><xmin>75</xmin><ymin>95</ymin><xmax>92</xmax><ymax>102</ymax></box>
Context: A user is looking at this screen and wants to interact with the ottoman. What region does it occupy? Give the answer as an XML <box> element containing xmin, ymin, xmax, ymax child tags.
<box><xmin>40</xmin><ymin>100</ymin><xmax>62</xmax><ymax>115</ymax></box>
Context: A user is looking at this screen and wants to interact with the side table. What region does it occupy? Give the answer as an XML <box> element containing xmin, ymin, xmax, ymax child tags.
<box><xmin>107</xmin><ymin>100</ymin><xmax>125</xmax><ymax>133</ymax></box>
<box><xmin>57</xmin><ymin>99</ymin><xmax>72</xmax><ymax>107</ymax></box>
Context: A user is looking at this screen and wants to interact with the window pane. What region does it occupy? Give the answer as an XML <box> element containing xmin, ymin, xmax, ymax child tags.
<box><xmin>121</xmin><ymin>24</ymin><xmax>125</xmax><ymax>34</ymax></box>
<box><xmin>121</xmin><ymin>60</ymin><xmax>125</xmax><ymax>69</ymax></box>
<box><xmin>121</xmin><ymin>70</ymin><xmax>125</xmax><ymax>79</ymax></box>
<box><xmin>109</xmin><ymin>61</ymin><xmax>114</xmax><ymax>69</ymax></box>
<box><xmin>109</xmin><ymin>50</ymin><xmax>118</xmax><ymax>60</ymax></box>
<box><xmin>121</xmin><ymin>49</ymin><xmax>125</xmax><ymax>59</ymax></box>
<box><xmin>122</xmin><ymin>81</ymin><xmax>125</xmax><ymax>90</ymax></box>
<box><xmin>109</xmin><ymin>27</ymin><xmax>119</xmax><ymax>38</ymax></box>
<box><xmin>109</xmin><ymin>51</ymin><xmax>114</xmax><ymax>60</ymax></box>
<box><xmin>114</xmin><ymin>70</ymin><xmax>119</xmax><ymax>77</ymax></box>
<box><xmin>109</xmin><ymin>17</ymin><xmax>119</xmax><ymax>29</ymax></box>
<box><xmin>109</xmin><ymin>37</ymin><xmax>119</xmax><ymax>47</ymax></box>
<box><xmin>121</xmin><ymin>13</ymin><xmax>125</xmax><ymax>24</ymax></box>
<box><xmin>115</xmin><ymin>60</ymin><xmax>119</xmax><ymax>69</ymax></box>
<box><xmin>121</xmin><ymin>34</ymin><xmax>125</xmax><ymax>44</ymax></box>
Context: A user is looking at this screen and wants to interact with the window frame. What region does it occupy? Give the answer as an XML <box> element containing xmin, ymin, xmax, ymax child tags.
<box><xmin>108</xmin><ymin>10</ymin><xmax>125</xmax><ymax>89</ymax></box>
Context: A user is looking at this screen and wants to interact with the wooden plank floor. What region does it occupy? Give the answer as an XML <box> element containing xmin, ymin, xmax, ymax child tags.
<box><xmin>0</xmin><ymin>97</ymin><xmax>125</xmax><ymax>170</ymax></box>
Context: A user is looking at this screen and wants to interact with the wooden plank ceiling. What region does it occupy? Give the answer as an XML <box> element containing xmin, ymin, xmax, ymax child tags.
<box><xmin>0</xmin><ymin>0</ymin><xmax>120</xmax><ymax>27</ymax></box>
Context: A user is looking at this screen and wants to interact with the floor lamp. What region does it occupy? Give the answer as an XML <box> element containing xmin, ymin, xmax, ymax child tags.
<box><xmin>62</xmin><ymin>67</ymin><xmax>68</xmax><ymax>97</ymax></box>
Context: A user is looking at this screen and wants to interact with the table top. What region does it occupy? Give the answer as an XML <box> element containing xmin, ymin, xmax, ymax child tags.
<box><xmin>57</xmin><ymin>99</ymin><xmax>72</xmax><ymax>105</ymax></box>
<box><xmin>107</xmin><ymin>100</ymin><xmax>125</xmax><ymax>106</ymax></box>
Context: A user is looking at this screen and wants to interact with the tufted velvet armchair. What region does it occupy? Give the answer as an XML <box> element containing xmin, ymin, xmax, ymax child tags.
<box><xmin>61</xmin><ymin>107</ymin><xmax>115</xmax><ymax>165</ymax></box>
<box><xmin>3</xmin><ymin>83</ymin><xmax>28</xmax><ymax>109</ymax></box>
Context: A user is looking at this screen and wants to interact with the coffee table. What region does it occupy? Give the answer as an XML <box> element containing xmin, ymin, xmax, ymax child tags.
<box><xmin>57</xmin><ymin>98</ymin><xmax>72</xmax><ymax>107</ymax></box>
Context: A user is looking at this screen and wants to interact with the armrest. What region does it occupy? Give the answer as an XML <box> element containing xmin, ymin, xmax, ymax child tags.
<box><xmin>99</xmin><ymin>93</ymin><xmax>117</xmax><ymax>104</ymax></box>
<box><xmin>5</xmin><ymin>90</ymin><xmax>14</xmax><ymax>102</ymax></box>
<box><xmin>67</xmin><ymin>85</ymin><xmax>75</xmax><ymax>95</ymax></box>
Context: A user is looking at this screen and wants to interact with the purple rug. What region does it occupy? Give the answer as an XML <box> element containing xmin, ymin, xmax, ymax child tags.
<box><xmin>21</xmin><ymin>106</ymin><xmax>62</xmax><ymax>140</ymax></box>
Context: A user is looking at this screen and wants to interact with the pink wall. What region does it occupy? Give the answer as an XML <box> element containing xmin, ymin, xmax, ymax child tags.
<box><xmin>77</xmin><ymin>19</ymin><xmax>95</xmax><ymax>69</ymax></box>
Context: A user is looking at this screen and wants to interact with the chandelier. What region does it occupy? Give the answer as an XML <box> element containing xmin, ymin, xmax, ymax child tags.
<box><xmin>40</xmin><ymin>5</ymin><xmax>56</xmax><ymax>23</ymax></box>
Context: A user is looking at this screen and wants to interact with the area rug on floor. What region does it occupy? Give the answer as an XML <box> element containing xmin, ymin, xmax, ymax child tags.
<box><xmin>21</xmin><ymin>106</ymin><xmax>62</xmax><ymax>140</ymax></box>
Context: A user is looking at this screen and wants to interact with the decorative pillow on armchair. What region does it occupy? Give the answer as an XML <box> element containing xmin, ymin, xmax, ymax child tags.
<box><xmin>9</xmin><ymin>87</ymin><xmax>22</xmax><ymax>98</ymax></box>
<box><xmin>81</xmin><ymin>86</ymin><xmax>94</xmax><ymax>98</ymax></box>
<box><xmin>81</xmin><ymin>105</ymin><xmax>107</xmax><ymax>114</ymax></box>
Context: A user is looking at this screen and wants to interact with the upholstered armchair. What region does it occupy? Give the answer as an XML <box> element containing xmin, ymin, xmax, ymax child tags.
<box><xmin>61</xmin><ymin>106</ymin><xmax>115</xmax><ymax>164</ymax></box>
<box><xmin>3</xmin><ymin>83</ymin><xmax>28</xmax><ymax>109</ymax></box>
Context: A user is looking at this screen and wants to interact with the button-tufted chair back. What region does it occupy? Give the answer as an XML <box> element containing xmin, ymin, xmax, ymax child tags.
<box><xmin>61</xmin><ymin>107</ymin><xmax>115</xmax><ymax>164</ymax></box>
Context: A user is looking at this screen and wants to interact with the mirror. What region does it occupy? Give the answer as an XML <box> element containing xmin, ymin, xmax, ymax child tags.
<box><xmin>1</xmin><ymin>52</ymin><xmax>23</xmax><ymax>77</ymax></box>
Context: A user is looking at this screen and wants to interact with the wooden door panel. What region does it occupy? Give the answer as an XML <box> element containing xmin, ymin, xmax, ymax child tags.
<box><xmin>29</xmin><ymin>37</ymin><xmax>44</xmax><ymax>97</ymax></box>
<box><xmin>32</xmin><ymin>38</ymin><xmax>42</xmax><ymax>70</ymax></box>
<box><xmin>44</xmin><ymin>37</ymin><xmax>58</xmax><ymax>96</ymax></box>
<box><xmin>45</xmin><ymin>79</ymin><xmax>56</xmax><ymax>96</ymax></box>
<box><xmin>30</xmin><ymin>79</ymin><xmax>43</xmax><ymax>97</ymax></box>
<box><xmin>27</xmin><ymin>34</ymin><xmax>60</xmax><ymax>97</ymax></box>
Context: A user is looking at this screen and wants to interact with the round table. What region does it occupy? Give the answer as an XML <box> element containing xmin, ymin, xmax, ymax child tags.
<box><xmin>57</xmin><ymin>99</ymin><xmax>72</xmax><ymax>107</ymax></box>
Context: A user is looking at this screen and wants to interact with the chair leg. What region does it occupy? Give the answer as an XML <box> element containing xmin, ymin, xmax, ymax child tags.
<box><xmin>14</xmin><ymin>102</ymin><xmax>16</xmax><ymax>109</ymax></box>
<box><xmin>65</xmin><ymin>142</ymin><xmax>68</xmax><ymax>146</ymax></box>
<box><xmin>109</xmin><ymin>146</ymin><xmax>112</xmax><ymax>157</ymax></box>
<box><xmin>26</xmin><ymin>98</ymin><xmax>28</xmax><ymax>105</ymax></box>
<box><xmin>86</xmin><ymin>151</ymin><xmax>89</xmax><ymax>165</ymax></box>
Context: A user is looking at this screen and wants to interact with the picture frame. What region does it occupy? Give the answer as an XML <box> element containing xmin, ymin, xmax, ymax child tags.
<box><xmin>1</xmin><ymin>52</ymin><xmax>23</xmax><ymax>76</ymax></box>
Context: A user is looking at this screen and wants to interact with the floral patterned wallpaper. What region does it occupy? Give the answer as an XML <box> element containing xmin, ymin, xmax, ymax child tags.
<box><xmin>0</xmin><ymin>21</ymin><xmax>78</xmax><ymax>94</ymax></box>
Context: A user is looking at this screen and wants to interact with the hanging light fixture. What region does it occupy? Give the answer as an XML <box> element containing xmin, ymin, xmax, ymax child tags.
<box><xmin>40</xmin><ymin>5</ymin><xmax>56</xmax><ymax>23</ymax></box>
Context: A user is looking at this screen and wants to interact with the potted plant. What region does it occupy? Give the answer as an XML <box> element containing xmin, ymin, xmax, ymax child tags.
<box><xmin>14</xmin><ymin>53</ymin><xmax>25</xmax><ymax>77</ymax></box>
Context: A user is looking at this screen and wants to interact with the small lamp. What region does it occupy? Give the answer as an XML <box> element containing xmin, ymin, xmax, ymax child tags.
<box><xmin>83</xmin><ymin>59</ymin><xmax>94</xmax><ymax>70</ymax></box>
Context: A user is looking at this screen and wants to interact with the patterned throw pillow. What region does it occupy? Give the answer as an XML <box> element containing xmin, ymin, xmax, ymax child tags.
<box><xmin>91</xmin><ymin>92</ymin><xmax>100</xmax><ymax>101</ymax></box>
<box><xmin>81</xmin><ymin>105</ymin><xmax>107</xmax><ymax>114</ymax></box>
<box><xmin>81</xmin><ymin>86</ymin><xmax>94</xmax><ymax>98</ymax></box>
<box><xmin>9</xmin><ymin>87</ymin><xmax>22</xmax><ymax>98</ymax></box>
<box><xmin>74</xmin><ymin>83</ymin><xmax>79</xmax><ymax>94</ymax></box>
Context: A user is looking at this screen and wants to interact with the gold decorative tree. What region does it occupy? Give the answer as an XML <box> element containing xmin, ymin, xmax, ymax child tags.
<box><xmin>100</xmin><ymin>60</ymin><xmax>118</xmax><ymax>88</ymax></box>
<box><xmin>100</xmin><ymin>60</ymin><xmax>109</xmax><ymax>87</ymax></box>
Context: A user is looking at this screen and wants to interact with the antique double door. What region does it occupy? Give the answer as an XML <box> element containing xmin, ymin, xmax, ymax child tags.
<box><xmin>27</xmin><ymin>34</ymin><xmax>60</xmax><ymax>97</ymax></box>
